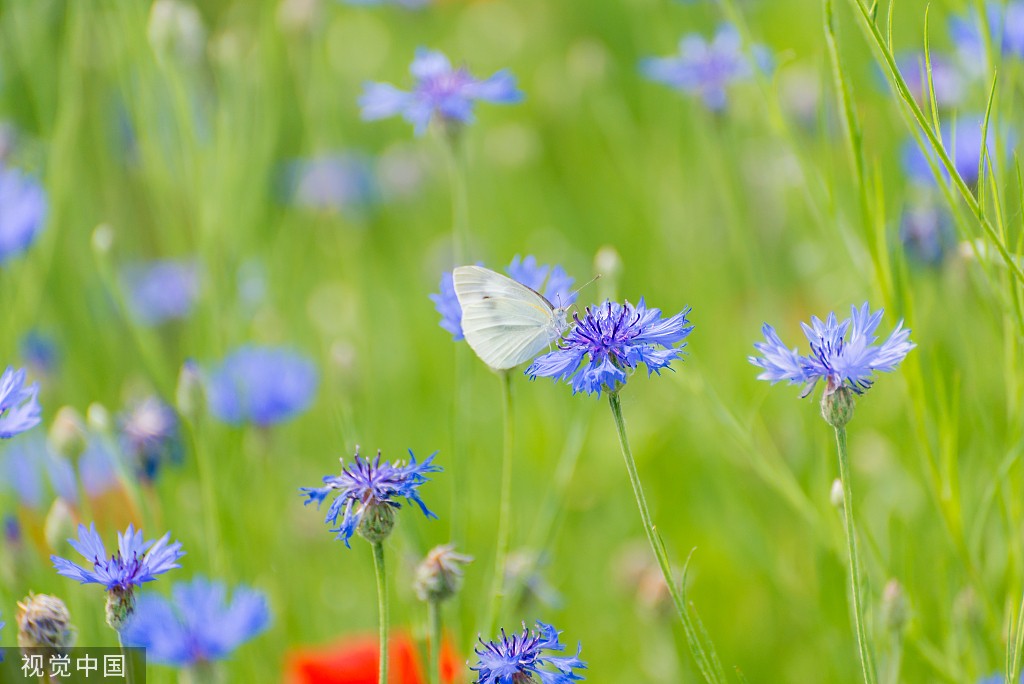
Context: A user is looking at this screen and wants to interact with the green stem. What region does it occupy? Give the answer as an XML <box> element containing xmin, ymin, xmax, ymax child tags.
<box><xmin>834</xmin><ymin>426</ymin><xmax>879</xmax><ymax>684</ymax></box>
<box><xmin>428</xmin><ymin>600</ymin><xmax>442</xmax><ymax>684</ymax></box>
<box><xmin>444</xmin><ymin>134</ymin><xmax>469</xmax><ymax>265</ymax></box>
<box><xmin>372</xmin><ymin>541</ymin><xmax>389</xmax><ymax>684</ymax></box>
<box><xmin>486</xmin><ymin>370</ymin><xmax>514</xmax><ymax>636</ymax></box>
<box><xmin>116</xmin><ymin>630</ymin><xmax>135</xmax><ymax>684</ymax></box>
<box><xmin>607</xmin><ymin>392</ymin><xmax>727</xmax><ymax>684</ymax></box>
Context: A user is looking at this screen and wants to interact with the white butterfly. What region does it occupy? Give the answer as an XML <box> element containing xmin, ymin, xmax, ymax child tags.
<box><xmin>453</xmin><ymin>265</ymin><xmax>570</xmax><ymax>370</ymax></box>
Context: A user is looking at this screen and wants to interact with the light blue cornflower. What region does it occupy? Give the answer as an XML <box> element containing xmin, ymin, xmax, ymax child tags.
<box><xmin>527</xmin><ymin>299</ymin><xmax>693</xmax><ymax>397</ymax></box>
<box><xmin>951</xmin><ymin>1</ymin><xmax>1024</xmax><ymax>69</ymax></box>
<box><xmin>206</xmin><ymin>346</ymin><xmax>318</xmax><ymax>427</ymax></box>
<box><xmin>640</xmin><ymin>24</ymin><xmax>770</xmax><ymax>110</ymax></box>
<box><xmin>360</xmin><ymin>48</ymin><xmax>523</xmax><ymax>136</ymax></box>
<box><xmin>978</xmin><ymin>676</ymin><xmax>1024</xmax><ymax>684</ymax></box>
<box><xmin>0</xmin><ymin>433</ymin><xmax>47</xmax><ymax>509</ymax></box>
<box><xmin>342</xmin><ymin>0</ymin><xmax>430</xmax><ymax>8</ymax></box>
<box><xmin>470</xmin><ymin>621</ymin><xmax>586</xmax><ymax>684</ymax></box>
<box><xmin>0</xmin><ymin>165</ymin><xmax>46</xmax><ymax>265</ymax></box>
<box><xmin>894</xmin><ymin>51</ymin><xmax>964</xmax><ymax>108</ymax></box>
<box><xmin>118</xmin><ymin>396</ymin><xmax>183</xmax><ymax>484</ymax></box>
<box><xmin>121</xmin><ymin>577</ymin><xmax>270</xmax><ymax>666</ymax></box>
<box><xmin>121</xmin><ymin>259</ymin><xmax>200</xmax><ymax>325</ymax></box>
<box><xmin>902</xmin><ymin>117</ymin><xmax>1005</xmax><ymax>187</ymax></box>
<box><xmin>52</xmin><ymin>523</ymin><xmax>184</xmax><ymax>591</ymax></box>
<box><xmin>750</xmin><ymin>303</ymin><xmax>914</xmax><ymax>398</ymax></box>
<box><xmin>0</xmin><ymin>366</ymin><xmax>41</xmax><ymax>438</ymax></box>
<box><xmin>300</xmin><ymin>448</ymin><xmax>441</xmax><ymax>547</ymax></box>
<box><xmin>282</xmin><ymin>154</ymin><xmax>376</xmax><ymax>212</ymax></box>
<box><xmin>431</xmin><ymin>255</ymin><xmax>577</xmax><ymax>342</ymax></box>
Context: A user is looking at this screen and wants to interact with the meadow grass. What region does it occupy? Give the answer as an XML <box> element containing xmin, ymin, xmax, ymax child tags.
<box><xmin>1</xmin><ymin>0</ymin><xmax>1023</xmax><ymax>681</ymax></box>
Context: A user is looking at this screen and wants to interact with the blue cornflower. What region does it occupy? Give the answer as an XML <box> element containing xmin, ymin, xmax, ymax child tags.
<box><xmin>300</xmin><ymin>448</ymin><xmax>441</xmax><ymax>547</ymax></box>
<box><xmin>0</xmin><ymin>366</ymin><xmax>41</xmax><ymax>438</ymax></box>
<box><xmin>51</xmin><ymin>523</ymin><xmax>184</xmax><ymax>591</ymax></box>
<box><xmin>902</xmin><ymin>117</ymin><xmax>1006</xmax><ymax>187</ymax></box>
<box><xmin>640</xmin><ymin>24</ymin><xmax>770</xmax><ymax>110</ymax></box>
<box><xmin>899</xmin><ymin>202</ymin><xmax>955</xmax><ymax>265</ymax></box>
<box><xmin>471</xmin><ymin>621</ymin><xmax>586</xmax><ymax>684</ymax></box>
<box><xmin>118</xmin><ymin>396</ymin><xmax>183</xmax><ymax>484</ymax></box>
<box><xmin>206</xmin><ymin>346</ymin><xmax>318</xmax><ymax>427</ymax></box>
<box><xmin>20</xmin><ymin>330</ymin><xmax>59</xmax><ymax>377</ymax></box>
<box><xmin>121</xmin><ymin>259</ymin><xmax>200</xmax><ymax>325</ymax></box>
<box><xmin>430</xmin><ymin>255</ymin><xmax>577</xmax><ymax>342</ymax></box>
<box><xmin>343</xmin><ymin>0</ymin><xmax>430</xmax><ymax>8</ymax></box>
<box><xmin>79</xmin><ymin>434</ymin><xmax>121</xmax><ymax>498</ymax></box>
<box><xmin>282</xmin><ymin>154</ymin><xmax>376</xmax><ymax>212</ymax></box>
<box><xmin>0</xmin><ymin>165</ymin><xmax>46</xmax><ymax>265</ymax></box>
<box><xmin>121</xmin><ymin>577</ymin><xmax>270</xmax><ymax>666</ymax></box>
<box><xmin>360</xmin><ymin>48</ymin><xmax>523</xmax><ymax>136</ymax></box>
<box><xmin>527</xmin><ymin>299</ymin><xmax>693</xmax><ymax>397</ymax></box>
<box><xmin>951</xmin><ymin>1</ymin><xmax>1024</xmax><ymax>69</ymax></box>
<box><xmin>894</xmin><ymin>52</ymin><xmax>964</xmax><ymax>109</ymax></box>
<box><xmin>0</xmin><ymin>433</ymin><xmax>47</xmax><ymax>509</ymax></box>
<box><xmin>750</xmin><ymin>303</ymin><xmax>915</xmax><ymax>399</ymax></box>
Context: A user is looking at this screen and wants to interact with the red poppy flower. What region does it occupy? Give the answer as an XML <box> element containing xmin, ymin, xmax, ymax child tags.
<box><xmin>285</xmin><ymin>631</ymin><xmax>460</xmax><ymax>684</ymax></box>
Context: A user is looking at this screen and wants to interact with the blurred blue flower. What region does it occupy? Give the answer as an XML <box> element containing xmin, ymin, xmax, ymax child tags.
<box><xmin>899</xmin><ymin>202</ymin><xmax>955</xmax><ymax>265</ymax></box>
<box><xmin>0</xmin><ymin>433</ymin><xmax>47</xmax><ymax>509</ymax></box>
<box><xmin>4</xmin><ymin>514</ymin><xmax>20</xmax><ymax>545</ymax></box>
<box><xmin>0</xmin><ymin>366</ymin><xmax>41</xmax><ymax>438</ymax></box>
<box><xmin>118</xmin><ymin>397</ymin><xmax>183</xmax><ymax>484</ymax></box>
<box><xmin>206</xmin><ymin>346</ymin><xmax>318</xmax><ymax>427</ymax></box>
<box><xmin>46</xmin><ymin>450</ymin><xmax>79</xmax><ymax>505</ymax></box>
<box><xmin>20</xmin><ymin>331</ymin><xmax>59</xmax><ymax>377</ymax></box>
<box><xmin>79</xmin><ymin>435</ymin><xmax>122</xmax><ymax>498</ymax></box>
<box><xmin>301</xmin><ymin>448</ymin><xmax>441</xmax><ymax>547</ymax></box>
<box><xmin>527</xmin><ymin>299</ymin><xmax>693</xmax><ymax>396</ymax></box>
<box><xmin>951</xmin><ymin>1</ymin><xmax>1024</xmax><ymax>68</ymax></box>
<box><xmin>360</xmin><ymin>48</ymin><xmax>523</xmax><ymax>136</ymax></box>
<box><xmin>121</xmin><ymin>259</ymin><xmax>200</xmax><ymax>325</ymax></box>
<box><xmin>0</xmin><ymin>166</ymin><xmax>46</xmax><ymax>266</ymax></box>
<box><xmin>750</xmin><ymin>303</ymin><xmax>915</xmax><ymax>397</ymax></box>
<box><xmin>282</xmin><ymin>155</ymin><xmax>376</xmax><ymax>212</ymax></box>
<box><xmin>121</xmin><ymin>577</ymin><xmax>270</xmax><ymax>666</ymax></box>
<box><xmin>894</xmin><ymin>52</ymin><xmax>964</xmax><ymax>108</ymax></box>
<box><xmin>51</xmin><ymin>523</ymin><xmax>184</xmax><ymax>591</ymax></box>
<box><xmin>430</xmin><ymin>255</ymin><xmax>577</xmax><ymax>342</ymax></box>
<box><xmin>640</xmin><ymin>24</ymin><xmax>770</xmax><ymax>110</ymax></box>
<box><xmin>342</xmin><ymin>0</ymin><xmax>430</xmax><ymax>8</ymax></box>
<box><xmin>902</xmin><ymin>117</ymin><xmax>1008</xmax><ymax>187</ymax></box>
<box><xmin>471</xmin><ymin>620</ymin><xmax>586</xmax><ymax>684</ymax></box>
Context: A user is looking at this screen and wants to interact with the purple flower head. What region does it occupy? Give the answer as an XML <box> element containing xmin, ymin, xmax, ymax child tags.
<box><xmin>0</xmin><ymin>366</ymin><xmax>41</xmax><ymax>438</ymax></box>
<box><xmin>118</xmin><ymin>396</ymin><xmax>183</xmax><ymax>484</ymax></box>
<box><xmin>640</xmin><ymin>24</ymin><xmax>770</xmax><ymax>110</ymax></box>
<box><xmin>51</xmin><ymin>523</ymin><xmax>184</xmax><ymax>591</ymax></box>
<box><xmin>121</xmin><ymin>577</ymin><xmax>270</xmax><ymax>666</ymax></box>
<box><xmin>430</xmin><ymin>255</ymin><xmax>577</xmax><ymax>342</ymax></box>
<box><xmin>206</xmin><ymin>346</ymin><xmax>318</xmax><ymax>427</ymax></box>
<box><xmin>902</xmin><ymin>117</ymin><xmax>1008</xmax><ymax>187</ymax></box>
<box><xmin>360</xmin><ymin>48</ymin><xmax>523</xmax><ymax>136</ymax></box>
<box><xmin>527</xmin><ymin>299</ymin><xmax>693</xmax><ymax>397</ymax></box>
<box><xmin>300</xmin><ymin>448</ymin><xmax>441</xmax><ymax>547</ymax></box>
<box><xmin>471</xmin><ymin>620</ymin><xmax>586</xmax><ymax>684</ymax></box>
<box><xmin>894</xmin><ymin>52</ymin><xmax>964</xmax><ymax>109</ymax></box>
<box><xmin>951</xmin><ymin>1</ymin><xmax>1024</xmax><ymax>70</ymax></box>
<box><xmin>750</xmin><ymin>303</ymin><xmax>915</xmax><ymax>398</ymax></box>
<box><xmin>0</xmin><ymin>166</ymin><xmax>46</xmax><ymax>265</ymax></box>
<box><xmin>121</xmin><ymin>259</ymin><xmax>200</xmax><ymax>325</ymax></box>
<box><xmin>283</xmin><ymin>154</ymin><xmax>376</xmax><ymax>212</ymax></box>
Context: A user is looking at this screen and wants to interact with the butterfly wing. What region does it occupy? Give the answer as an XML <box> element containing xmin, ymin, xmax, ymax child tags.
<box><xmin>453</xmin><ymin>265</ymin><xmax>559</xmax><ymax>370</ymax></box>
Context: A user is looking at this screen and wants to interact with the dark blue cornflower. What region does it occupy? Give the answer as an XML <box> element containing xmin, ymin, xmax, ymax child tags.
<box><xmin>206</xmin><ymin>346</ymin><xmax>318</xmax><ymax>427</ymax></box>
<box><xmin>471</xmin><ymin>621</ymin><xmax>586</xmax><ymax>684</ymax></box>
<box><xmin>640</xmin><ymin>24</ymin><xmax>770</xmax><ymax>110</ymax></box>
<box><xmin>527</xmin><ymin>299</ymin><xmax>693</xmax><ymax>397</ymax></box>
<box><xmin>430</xmin><ymin>255</ymin><xmax>577</xmax><ymax>342</ymax></box>
<box><xmin>360</xmin><ymin>48</ymin><xmax>523</xmax><ymax>136</ymax></box>
<box><xmin>902</xmin><ymin>117</ymin><xmax>1007</xmax><ymax>187</ymax></box>
<box><xmin>121</xmin><ymin>259</ymin><xmax>200</xmax><ymax>325</ymax></box>
<box><xmin>52</xmin><ymin>523</ymin><xmax>184</xmax><ymax>591</ymax></box>
<box><xmin>894</xmin><ymin>52</ymin><xmax>964</xmax><ymax>108</ymax></box>
<box><xmin>118</xmin><ymin>396</ymin><xmax>183</xmax><ymax>484</ymax></box>
<box><xmin>750</xmin><ymin>303</ymin><xmax>915</xmax><ymax>398</ymax></box>
<box><xmin>951</xmin><ymin>1</ymin><xmax>1024</xmax><ymax>69</ymax></box>
<box><xmin>0</xmin><ymin>165</ymin><xmax>46</xmax><ymax>266</ymax></box>
<box><xmin>0</xmin><ymin>366</ymin><xmax>41</xmax><ymax>438</ymax></box>
<box><xmin>300</xmin><ymin>448</ymin><xmax>441</xmax><ymax>547</ymax></box>
<box><xmin>282</xmin><ymin>154</ymin><xmax>377</xmax><ymax>212</ymax></box>
<box><xmin>121</xmin><ymin>577</ymin><xmax>270</xmax><ymax>666</ymax></box>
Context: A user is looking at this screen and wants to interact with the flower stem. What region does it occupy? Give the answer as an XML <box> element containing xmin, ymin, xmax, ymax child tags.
<box><xmin>443</xmin><ymin>133</ymin><xmax>469</xmax><ymax>265</ymax></box>
<box><xmin>834</xmin><ymin>426</ymin><xmax>879</xmax><ymax>684</ymax></box>
<box><xmin>607</xmin><ymin>392</ymin><xmax>727</xmax><ymax>684</ymax></box>
<box><xmin>486</xmin><ymin>370</ymin><xmax>515</xmax><ymax>636</ymax></box>
<box><xmin>428</xmin><ymin>600</ymin><xmax>442</xmax><ymax>684</ymax></box>
<box><xmin>116</xmin><ymin>630</ymin><xmax>135</xmax><ymax>684</ymax></box>
<box><xmin>372</xmin><ymin>541</ymin><xmax>389</xmax><ymax>684</ymax></box>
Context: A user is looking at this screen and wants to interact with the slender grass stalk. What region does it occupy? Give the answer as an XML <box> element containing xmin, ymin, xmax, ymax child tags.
<box><xmin>116</xmin><ymin>630</ymin><xmax>135</xmax><ymax>684</ymax></box>
<box><xmin>834</xmin><ymin>426</ymin><xmax>879</xmax><ymax>684</ymax></box>
<box><xmin>485</xmin><ymin>369</ymin><xmax>515</xmax><ymax>636</ymax></box>
<box><xmin>428</xmin><ymin>600</ymin><xmax>442</xmax><ymax>684</ymax></box>
<box><xmin>443</xmin><ymin>133</ymin><xmax>469</xmax><ymax>266</ymax></box>
<box><xmin>608</xmin><ymin>392</ymin><xmax>728</xmax><ymax>684</ymax></box>
<box><xmin>372</xmin><ymin>541</ymin><xmax>389</xmax><ymax>684</ymax></box>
